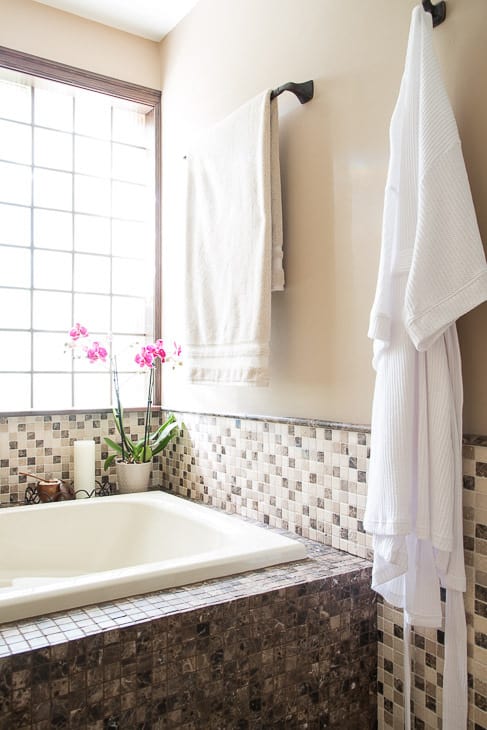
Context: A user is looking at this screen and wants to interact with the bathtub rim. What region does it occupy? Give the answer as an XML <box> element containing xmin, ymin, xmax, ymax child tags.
<box><xmin>0</xmin><ymin>490</ymin><xmax>308</xmax><ymax>623</ymax></box>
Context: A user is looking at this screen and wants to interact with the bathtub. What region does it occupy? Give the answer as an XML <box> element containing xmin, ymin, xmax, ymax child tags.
<box><xmin>0</xmin><ymin>491</ymin><xmax>307</xmax><ymax>623</ymax></box>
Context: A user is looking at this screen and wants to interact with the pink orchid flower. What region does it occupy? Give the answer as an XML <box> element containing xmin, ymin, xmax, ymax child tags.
<box><xmin>86</xmin><ymin>342</ymin><xmax>108</xmax><ymax>363</ymax></box>
<box><xmin>69</xmin><ymin>323</ymin><xmax>88</xmax><ymax>341</ymax></box>
<box><xmin>135</xmin><ymin>346</ymin><xmax>156</xmax><ymax>369</ymax></box>
<box><xmin>154</xmin><ymin>339</ymin><xmax>167</xmax><ymax>362</ymax></box>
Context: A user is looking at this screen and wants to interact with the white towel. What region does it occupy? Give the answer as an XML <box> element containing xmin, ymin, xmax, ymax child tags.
<box><xmin>182</xmin><ymin>91</ymin><xmax>284</xmax><ymax>385</ymax></box>
<box><xmin>365</xmin><ymin>6</ymin><xmax>487</xmax><ymax>729</ymax></box>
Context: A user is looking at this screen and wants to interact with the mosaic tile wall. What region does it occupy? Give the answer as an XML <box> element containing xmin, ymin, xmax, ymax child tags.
<box><xmin>0</xmin><ymin>412</ymin><xmax>167</xmax><ymax>505</ymax></box>
<box><xmin>0</xmin><ymin>530</ymin><xmax>377</xmax><ymax>729</ymax></box>
<box><xmin>161</xmin><ymin>411</ymin><xmax>487</xmax><ymax>730</ymax></box>
<box><xmin>0</xmin><ymin>408</ymin><xmax>486</xmax><ymax>729</ymax></box>
<box><xmin>160</xmin><ymin>411</ymin><xmax>373</xmax><ymax>560</ymax></box>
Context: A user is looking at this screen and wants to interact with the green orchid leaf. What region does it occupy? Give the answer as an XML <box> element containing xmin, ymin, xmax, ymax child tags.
<box><xmin>104</xmin><ymin>437</ymin><xmax>123</xmax><ymax>454</ymax></box>
<box><xmin>132</xmin><ymin>442</ymin><xmax>153</xmax><ymax>463</ymax></box>
<box><xmin>149</xmin><ymin>414</ymin><xmax>177</xmax><ymax>443</ymax></box>
<box><xmin>103</xmin><ymin>453</ymin><xmax>118</xmax><ymax>471</ymax></box>
<box><xmin>151</xmin><ymin>421</ymin><xmax>179</xmax><ymax>456</ymax></box>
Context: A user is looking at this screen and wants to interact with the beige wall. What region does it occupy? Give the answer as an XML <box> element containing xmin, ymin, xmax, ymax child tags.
<box><xmin>160</xmin><ymin>0</ymin><xmax>487</xmax><ymax>434</ymax></box>
<box><xmin>0</xmin><ymin>0</ymin><xmax>160</xmax><ymax>88</ymax></box>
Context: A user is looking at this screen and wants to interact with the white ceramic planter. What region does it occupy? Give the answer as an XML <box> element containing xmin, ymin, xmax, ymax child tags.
<box><xmin>115</xmin><ymin>460</ymin><xmax>152</xmax><ymax>494</ymax></box>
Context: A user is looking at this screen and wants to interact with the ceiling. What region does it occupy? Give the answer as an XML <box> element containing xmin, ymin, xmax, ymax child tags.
<box><xmin>33</xmin><ymin>0</ymin><xmax>200</xmax><ymax>42</ymax></box>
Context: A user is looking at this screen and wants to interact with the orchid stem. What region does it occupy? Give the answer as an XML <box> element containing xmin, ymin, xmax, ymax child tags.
<box><xmin>143</xmin><ymin>368</ymin><xmax>154</xmax><ymax>462</ymax></box>
<box><xmin>112</xmin><ymin>356</ymin><xmax>126</xmax><ymax>463</ymax></box>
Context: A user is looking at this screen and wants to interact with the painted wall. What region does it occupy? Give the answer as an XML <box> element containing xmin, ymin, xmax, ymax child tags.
<box><xmin>160</xmin><ymin>0</ymin><xmax>487</xmax><ymax>434</ymax></box>
<box><xmin>0</xmin><ymin>0</ymin><xmax>160</xmax><ymax>89</ymax></box>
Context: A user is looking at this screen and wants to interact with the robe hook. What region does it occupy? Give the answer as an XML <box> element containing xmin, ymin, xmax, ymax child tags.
<box><xmin>422</xmin><ymin>0</ymin><xmax>446</xmax><ymax>27</ymax></box>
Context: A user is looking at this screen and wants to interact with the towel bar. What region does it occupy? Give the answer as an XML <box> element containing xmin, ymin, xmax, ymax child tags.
<box><xmin>270</xmin><ymin>80</ymin><xmax>314</xmax><ymax>104</ymax></box>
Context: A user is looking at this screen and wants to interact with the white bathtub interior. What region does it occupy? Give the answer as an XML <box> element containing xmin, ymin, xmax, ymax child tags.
<box><xmin>0</xmin><ymin>491</ymin><xmax>307</xmax><ymax>623</ymax></box>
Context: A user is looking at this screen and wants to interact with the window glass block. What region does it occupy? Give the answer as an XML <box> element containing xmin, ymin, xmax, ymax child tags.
<box><xmin>33</xmin><ymin>373</ymin><xmax>71</xmax><ymax>409</ymax></box>
<box><xmin>0</xmin><ymin>161</ymin><xmax>31</xmax><ymax>206</ymax></box>
<box><xmin>112</xmin><ymin>107</ymin><xmax>147</xmax><ymax>146</ymax></box>
<box><xmin>34</xmin><ymin>209</ymin><xmax>72</xmax><ymax>250</ymax></box>
<box><xmin>111</xmin><ymin>219</ymin><xmax>148</xmax><ymax>259</ymax></box>
<box><xmin>34</xmin><ymin>127</ymin><xmax>72</xmax><ymax>171</ymax></box>
<box><xmin>0</xmin><ymin>119</ymin><xmax>32</xmax><ymax>164</ymax></box>
<box><xmin>0</xmin><ymin>246</ymin><xmax>30</xmax><ymax>287</ymax></box>
<box><xmin>112</xmin><ymin>295</ymin><xmax>147</xmax><ymax>334</ymax></box>
<box><xmin>0</xmin><ymin>331</ymin><xmax>31</xmax><ymax>371</ymax></box>
<box><xmin>33</xmin><ymin>332</ymin><xmax>71</xmax><ymax>372</ymax></box>
<box><xmin>74</xmin><ymin>373</ymin><xmax>111</xmax><ymax>408</ymax></box>
<box><xmin>34</xmin><ymin>168</ymin><xmax>72</xmax><ymax>211</ymax></box>
<box><xmin>75</xmin><ymin>92</ymin><xmax>111</xmax><ymax>139</ymax></box>
<box><xmin>34</xmin><ymin>86</ymin><xmax>73</xmax><ymax>132</ymax></box>
<box><xmin>0</xmin><ymin>204</ymin><xmax>31</xmax><ymax>247</ymax></box>
<box><xmin>112</xmin><ymin>143</ymin><xmax>148</xmax><ymax>184</ymax></box>
<box><xmin>75</xmin><ymin>135</ymin><xmax>110</xmax><ymax>176</ymax></box>
<box><xmin>112</xmin><ymin>257</ymin><xmax>148</xmax><ymax>296</ymax></box>
<box><xmin>112</xmin><ymin>180</ymin><xmax>148</xmax><ymax>221</ymax></box>
<box><xmin>0</xmin><ymin>374</ymin><xmax>31</xmax><ymax>409</ymax></box>
<box><xmin>33</xmin><ymin>249</ymin><xmax>72</xmax><ymax>291</ymax></box>
<box><xmin>74</xmin><ymin>252</ymin><xmax>110</xmax><ymax>294</ymax></box>
<box><xmin>0</xmin><ymin>288</ymin><xmax>31</xmax><ymax>329</ymax></box>
<box><xmin>74</xmin><ymin>174</ymin><xmax>110</xmax><ymax>216</ymax></box>
<box><xmin>74</xmin><ymin>213</ymin><xmax>110</xmax><ymax>254</ymax></box>
<box><xmin>0</xmin><ymin>79</ymin><xmax>31</xmax><ymax>123</ymax></box>
<box><xmin>74</xmin><ymin>293</ymin><xmax>111</xmax><ymax>332</ymax></box>
<box><xmin>33</xmin><ymin>291</ymin><xmax>72</xmax><ymax>330</ymax></box>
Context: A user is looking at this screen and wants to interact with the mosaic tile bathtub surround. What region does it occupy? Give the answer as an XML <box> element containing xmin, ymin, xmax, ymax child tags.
<box><xmin>160</xmin><ymin>411</ymin><xmax>487</xmax><ymax>730</ymax></box>
<box><xmin>0</xmin><ymin>532</ymin><xmax>377</xmax><ymax>729</ymax></box>
<box><xmin>1</xmin><ymin>408</ymin><xmax>486</xmax><ymax>728</ymax></box>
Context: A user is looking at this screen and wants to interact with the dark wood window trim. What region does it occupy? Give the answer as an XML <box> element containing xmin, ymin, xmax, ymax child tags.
<box><xmin>0</xmin><ymin>45</ymin><xmax>163</xmax><ymax>407</ymax></box>
<box><xmin>0</xmin><ymin>46</ymin><xmax>161</xmax><ymax>105</ymax></box>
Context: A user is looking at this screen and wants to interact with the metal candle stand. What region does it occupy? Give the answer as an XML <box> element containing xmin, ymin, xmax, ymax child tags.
<box><xmin>24</xmin><ymin>480</ymin><xmax>112</xmax><ymax>505</ymax></box>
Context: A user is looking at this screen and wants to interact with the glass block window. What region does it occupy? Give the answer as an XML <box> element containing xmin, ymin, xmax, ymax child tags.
<box><xmin>0</xmin><ymin>57</ymin><xmax>160</xmax><ymax>412</ymax></box>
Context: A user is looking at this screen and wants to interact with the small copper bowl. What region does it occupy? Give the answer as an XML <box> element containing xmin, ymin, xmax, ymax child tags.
<box><xmin>37</xmin><ymin>480</ymin><xmax>62</xmax><ymax>502</ymax></box>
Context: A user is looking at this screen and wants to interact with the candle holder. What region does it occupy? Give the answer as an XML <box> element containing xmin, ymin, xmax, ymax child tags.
<box><xmin>24</xmin><ymin>480</ymin><xmax>112</xmax><ymax>505</ymax></box>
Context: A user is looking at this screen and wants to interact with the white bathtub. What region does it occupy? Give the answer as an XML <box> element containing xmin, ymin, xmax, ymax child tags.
<box><xmin>0</xmin><ymin>491</ymin><xmax>307</xmax><ymax>623</ymax></box>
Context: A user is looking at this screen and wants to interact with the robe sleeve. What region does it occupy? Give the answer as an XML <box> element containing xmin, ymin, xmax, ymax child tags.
<box><xmin>404</xmin><ymin>141</ymin><xmax>487</xmax><ymax>351</ymax></box>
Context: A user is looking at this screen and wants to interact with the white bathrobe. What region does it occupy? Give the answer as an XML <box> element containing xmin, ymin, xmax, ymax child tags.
<box><xmin>364</xmin><ymin>6</ymin><xmax>487</xmax><ymax>729</ymax></box>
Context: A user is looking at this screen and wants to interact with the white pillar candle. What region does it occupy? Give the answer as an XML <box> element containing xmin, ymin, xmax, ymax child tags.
<box><xmin>74</xmin><ymin>439</ymin><xmax>96</xmax><ymax>498</ymax></box>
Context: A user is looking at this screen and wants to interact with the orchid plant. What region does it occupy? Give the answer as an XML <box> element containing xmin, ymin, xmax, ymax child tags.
<box><xmin>67</xmin><ymin>324</ymin><xmax>181</xmax><ymax>469</ymax></box>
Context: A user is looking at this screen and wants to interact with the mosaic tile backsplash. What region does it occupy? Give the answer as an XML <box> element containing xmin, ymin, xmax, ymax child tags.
<box><xmin>0</xmin><ymin>411</ymin><xmax>166</xmax><ymax>504</ymax></box>
<box><xmin>0</xmin><ymin>408</ymin><xmax>486</xmax><ymax>729</ymax></box>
